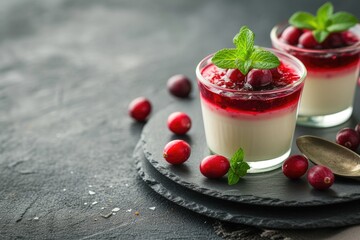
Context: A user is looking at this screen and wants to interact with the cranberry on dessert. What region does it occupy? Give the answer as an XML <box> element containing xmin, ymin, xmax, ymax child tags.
<box><xmin>342</xmin><ymin>31</ymin><xmax>359</xmax><ymax>46</ymax></box>
<box><xmin>280</xmin><ymin>26</ymin><xmax>302</xmax><ymax>45</ymax></box>
<box><xmin>282</xmin><ymin>155</ymin><xmax>309</xmax><ymax>179</ymax></box>
<box><xmin>167</xmin><ymin>112</ymin><xmax>192</xmax><ymax>135</ymax></box>
<box><xmin>336</xmin><ymin>128</ymin><xmax>360</xmax><ymax>151</ymax></box>
<box><xmin>163</xmin><ymin>140</ymin><xmax>191</xmax><ymax>165</ymax></box>
<box><xmin>200</xmin><ymin>155</ymin><xmax>230</xmax><ymax>179</ymax></box>
<box><xmin>226</xmin><ymin>69</ymin><xmax>245</xmax><ymax>82</ymax></box>
<box><xmin>307</xmin><ymin>165</ymin><xmax>334</xmax><ymax>190</ymax></box>
<box><xmin>246</xmin><ymin>69</ymin><xmax>273</xmax><ymax>88</ymax></box>
<box><xmin>167</xmin><ymin>74</ymin><xmax>192</xmax><ymax>98</ymax></box>
<box><xmin>128</xmin><ymin>97</ymin><xmax>152</xmax><ymax>122</ymax></box>
<box><xmin>321</xmin><ymin>33</ymin><xmax>344</xmax><ymax>49</ymax></box>
<box><xmin>298</xmin><ymin>31</ymin><xmax>319</xmax><ymax>49</ymax></box>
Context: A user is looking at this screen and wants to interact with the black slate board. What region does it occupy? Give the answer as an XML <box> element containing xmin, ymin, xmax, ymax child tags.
<box><xmin>141</xmin><ymin>87</ymin><xmax>360</xmax><ymax>207</ymax></box>
<box><xmin>134</xmin><ymin>140</ymin><xmax>360</xmax><ymax>229</ymax></box>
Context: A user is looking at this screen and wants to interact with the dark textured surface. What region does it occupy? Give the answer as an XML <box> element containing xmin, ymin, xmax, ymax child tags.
<box><xmin>0</xmin><ymin>0</ymin><xmax>359</xmax><ymax>239</ymax></box>
<box><xmin>141</xmin><ymin>88</ymin><xmax>360</xmax><ymax>207</ymax></box>
<box><xmin>135</xmin><ymin>141</ymin><xmax>360</xmax><ymax>229</ymax></box>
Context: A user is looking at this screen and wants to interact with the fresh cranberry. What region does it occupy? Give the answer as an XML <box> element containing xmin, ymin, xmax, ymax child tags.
<box><xmin>200</xmin><ymin>155</ymin><xmax>230</xmax><ymax>179</ymax></box>
<box><xmin>322</xmin><ymin>33</ymin><xmax>345</xmax><ymax>49</ymax></box>
<box><xmin>246</xmin><ymin>69</ymin><xmax>273</xmax><ymax>88</ymax></box>
<box><xmin>167</xmin><ymin>74</ymin><xmax>192</xmax><ymax>98</ymax></box>
<box><xmin>269</xmin><ymin>67</ymin><xmax>282</xmax><ymax>79</ymax></box>
<box><xmin>355</xmin><ymin>123</ymin><xmax>360</xmax><ymax>136</ymax></box>
<box><xmin>298</xmin><ymin>31</ymin><xmax>320</xmax><ymax>49</ymax></box>
<box><xmin>282</xmin><ymin>155</ymin><xmax>309</xmax><ymax>179</ymax></box>
<box><xmin>163</xmin><ymin>140</ymin><xmax>191</xmax><ymax>165</ymax></box>
<box><xmin>280</xmin><ymin>26</ymin><xmax>303</xmax><ymax>45</ymax></box>
<box><xmin>167</xmin><ymin>112</ymin><xmax>191</xmax><ymax>135</ymax></box>
<box><xmin>336</xmin><ymin>128</ymin><xmax>360</xmax><ymax>151</ymax></box>
<box><xmin>226</xmin><ymin>69</ymin><xmax>245</xmax><ymax>82</ymax></box>
<box><xmin>307</xmin><ymin>165</ymin><xmax>334</xmax><ymax>190</ymax></box>
<box><xmin>341</xmin><ymin>31</ymin><xmax>359</xmax><ymax>46</ymax></box>
<box><xmin>128</xmin><ymin>97</ymin><xmax>152</xmax><ymax>122</ymax></box>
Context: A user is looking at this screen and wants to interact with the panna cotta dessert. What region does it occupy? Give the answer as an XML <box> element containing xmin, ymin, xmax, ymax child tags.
<box><xmin>271</xmin><ymin>3</ymin><xmax>360</xmax><ymax>127</ymax></box>
<box><xmin>196</xmin><ymin>27</ymin><xmax>306</xmax><ymax>173</ymax></box>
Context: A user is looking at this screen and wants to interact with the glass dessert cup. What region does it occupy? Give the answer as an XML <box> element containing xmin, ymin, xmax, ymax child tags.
<box><xmin>196</xmin><ymin>49</ymin><xmax>306</xmax><ymax>173</ymax></box>
<box><xmin>271</xmin><ymin>23</ymin><xmax>360</xmax><ymax>128</ymax></box>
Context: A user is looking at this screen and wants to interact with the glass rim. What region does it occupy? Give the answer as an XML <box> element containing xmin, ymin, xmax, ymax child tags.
<box><xmin>196</xmin><ymin>47</ymin><xmax>307</xmax><ymax>95</ymax></box>
<box><xmin>270</xmin><ymin>23</ymin><xmax>360</xmax><ymax>55</ymax></box>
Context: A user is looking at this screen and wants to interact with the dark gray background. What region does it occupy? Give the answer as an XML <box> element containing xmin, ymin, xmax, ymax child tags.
<box><xmin>0</xmin><ymin>0</ymin><xmax>359</xmax><ymax>239</ymax></box>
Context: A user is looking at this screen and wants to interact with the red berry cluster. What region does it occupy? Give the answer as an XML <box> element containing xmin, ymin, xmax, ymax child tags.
<box><xmin>336</xmin><ymin>124</ymin><xmax>360</xmax><ymax>151</ymax></box>
<box><xmin>280</xmin><ymin>26</ymin><xmax>358</xmax><ymax>49</ymax></box>
<box><xmin>282</xmin><ymin>155</ymin><xmax>334</xmax><ymax>190</ymax></box>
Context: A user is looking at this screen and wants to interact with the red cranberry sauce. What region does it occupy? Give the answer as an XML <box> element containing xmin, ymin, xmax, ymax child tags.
<box><xmin>198</xmin><ymin>62</ymin><xmax>303</xmax><ymax>114</ymax></box>
<box><xmin>279</xmin><ymin>28</ymin><xmax>360</xmax><ymax>72</ymax></box>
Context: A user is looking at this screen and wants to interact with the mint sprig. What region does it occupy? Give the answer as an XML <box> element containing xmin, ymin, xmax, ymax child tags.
<box><xmin>227</xmin><ymin>148</ymin><xmax>250</xmax><ymax>185</ymax></box>
<box><xmin>212</xmin><ymin>26</ymin><xmax>280</xmax><ymax>75</ymax></box>
<box><xmin>289</xmin><ymin>2</ymin><xmax>358</xmax><ymax>43</ymax></box>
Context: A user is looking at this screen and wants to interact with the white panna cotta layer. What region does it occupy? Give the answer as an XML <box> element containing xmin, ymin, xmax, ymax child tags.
<box><xmin>299</xmin><ymin>66</ymin><xmax>359</xmax><ymax>116</ymax></box>
<box><xmin>200</xmin><ymin>97</ymin><xmax>298</xmax><ymax>162</ymax></box>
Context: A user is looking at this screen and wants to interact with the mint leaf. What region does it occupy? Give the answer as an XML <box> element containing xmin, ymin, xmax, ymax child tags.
<box><xmin>227</xmin><ymin>148</ymin><xmax>250</xmax><ymax>185</ymax></box>
<box><xmin>211</xmin><ymin>26</ymin><xmax>280</xmax><ymax>75</ymax></box>
<box><xmin>316</xmin><ymin>2</ymin><xmax>333</xmax><ymax>28</ymax></box>
<box><xmin>313</xmin><ymin>30</ymin><xmax>330</xmax><ymax>43</ymax></box>
<box><xmin>211</xmin><ymin>49</ymin><xmax>240</xmax><ymax>69</ymax></box>
<box><xmin>233</xmin><ymin>26</ymin><xmax>254</xmax><ymax>58</ymax></box>
<box><xmin>251</xmin><ymin>48</ymin><xmax>280</xmax><ymax>70</ymax></box>
<box><xmin>289</xmin><ymin>2</ymin><xmax>359</xmax><ymax>43</ymax></box>
<box><xmin>289</xmin><ymin>12</ymin><xmax>317</xmax><ymax>29</ymax></box>
<box><xmin>327</xmin><ymin>12</ymin><xmax>358</xmax><ymax>32</ymax></box>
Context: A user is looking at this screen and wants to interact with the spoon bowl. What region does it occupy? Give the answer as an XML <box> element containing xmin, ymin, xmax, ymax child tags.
<box><xmin>296</xmin><ymin>135</ymin><xmax>360</xmax><ymax>178</ymax></box>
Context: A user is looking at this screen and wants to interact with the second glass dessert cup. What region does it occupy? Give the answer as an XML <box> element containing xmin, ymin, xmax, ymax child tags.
<box><xmin>271</xmin><ymin>23</ymin><xmax>360</xmax><ymax>128</ymax></box>
<box><xmin>196</xmin><ymin>49</ymin><xmax>306</xmax><ymax>173</ymax></box>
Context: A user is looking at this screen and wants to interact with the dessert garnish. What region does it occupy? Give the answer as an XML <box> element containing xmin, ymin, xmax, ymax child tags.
<box><xmin>200</xmin><ymin>155</ymin><xmax>230</xmax><ymax>179</ymax></box>
<box><xmin>227</xmin><ymin>148</ymin><xmax>250</xmax><ymax>185</ymax></box>
<box><xmin>289</xmin><ymin>2</ymin><xmax>358</xmax><ymax>43</ymax></box>
<box><xmin>212</xmin><ymin>26</ymin><xmax>280</xmax><ymax>76</ymax></box>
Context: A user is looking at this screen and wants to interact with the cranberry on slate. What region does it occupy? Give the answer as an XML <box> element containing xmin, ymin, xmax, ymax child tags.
<box><xmin>336</xmin><ymin>128</ymin><xmax>360</xmax><ymax>151</ymax></box>
<box><xmin>299</xmin><ymin>31</ymin><xmax>319</xmax><ymax>49</ymax></box>
<box><xmin>307</xmin><ymin>165</ymin><xmax>334</xmax><ymax>190</ymax></box>
<box><xmin>167</xmin><ymin>74</ymin><xmax>192</xmax><ymax>98</ymax></box>
<box><xmin>280</xmin><ymin>26</ymin><xmax>303</xmax><ymax>45</ymax></box>
<box><xmin>163</xmin><ymin>140</ymin><xmax>191</xmax><ymax>165</ymax></box>
<box><xmin>246</xmin><ymin>69</ymin><xmax>273</xmax><ymax>88</ymax></box>
<box><xmin>200</xmin><ymin>155</ymin><xmax>230</xmax><ymax>179</ymax></box>
<box><xmin>128</xmin><ymin>97</ymin><xmax>152</xmax><ymax>122</ymax></box>
<box><xmin>226</xmin><ymin>69</ymin><xmax>245</xmax><ymax>82</ymax></box>
<box><xmin>355</xmin><ymin>123</ymin><xmax>360</xmax><ymax>136</ymax></box>
<box><xmin>282</xmin><ymin>155</ymin><xmax>309</xmax><ymax>179</ymax></box>
<box><xmin>167</xmin><ymin>112</ymin><xmax>192</xmax><ymax>135</ymax></box>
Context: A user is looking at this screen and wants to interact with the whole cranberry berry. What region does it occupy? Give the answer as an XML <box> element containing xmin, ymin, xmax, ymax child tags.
<box><xmin>336</xmin><ymin>128</ymin><xmax>360</xmax><ymax>151</ymax></box>
<box><xmin>128</xmin><ymin>97</ymin><xmax>152</xmax><ymax>122</ymax></box>
<box><xmin>226</xmin><ymin>69</ymin><xmax>245</xmax><ymax>82</ymax></box>
<box><xmin>307</xmin><ymin>165</ymin><xmax>334</xmax><ymax>190</ymax></box>
<box><xmin>355</xmin><ymin>123</ymin><xmax>360</xmax><ymax>136</ymax></box>
<box><xmin>322</xmin><ymin>33</ymin><xmax>345</xmax><ymax>49</ymax></box>
<box><xmin>341</xmin><ymin>31</ymin><xmax>358</xmax><ymax>46</ymax></box>
<box><xmin>167</xmin><ymin>74</ymin><xmax>192</xmax><ymax>98</ymax></box>
<box><xmin>163</xmin><ymin>140</ymin><xmax>191</xmax><ymax>165</ymax></box>
<box><xmin>280</xmin><ymin>26</ymin><xmax>303</xmax><ymax>45</ymax></box>
<box><xmin>299</xmin><ymin>31</ymin><xmax>320</xmax><ymax>49</ymax></box>
<box><xmin>246</xmin><ymin>69</ymin><xmax>273</xmax><ymax>88</ymax></box>
<box><xmin>200</xmin><ymin>155</ymin><xmax>230</xmax><ymax>179</ymax></box>
<box><xmin>282</xmin><ymin>155</ymin><xmax>309</xmax><ymax>179</ymax></box>
<box><xmin>167</xmin><ymin>112</ymin><xmax>192</xmax><ymax>135</ymax></box>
